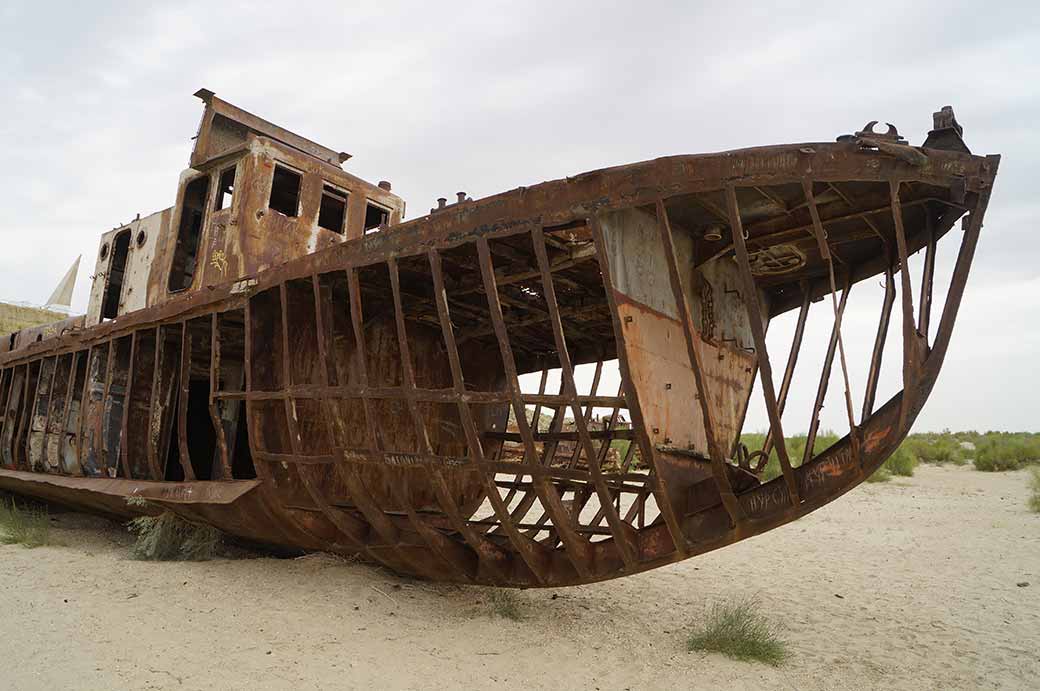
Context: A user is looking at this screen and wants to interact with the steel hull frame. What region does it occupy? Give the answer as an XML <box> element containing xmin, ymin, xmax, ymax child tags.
<box><xmin>0</xmin><ymin>140</ymin><xmax>999</xmax><ymax>586</ymax></box>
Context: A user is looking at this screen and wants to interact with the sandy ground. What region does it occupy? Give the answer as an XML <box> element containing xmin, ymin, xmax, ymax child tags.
<box><xmin>1</xmin><ymin>464</ymin><xmax>1038</xmax><ymax>691</ymax></box>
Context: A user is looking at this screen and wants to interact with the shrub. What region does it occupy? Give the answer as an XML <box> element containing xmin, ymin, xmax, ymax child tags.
<box><xmin>128</xmin><ymin>511</ymin><xmax>221</xmax><ymax>561</ymax></box>
<box><xmin>902</xmin><ymin>433</ymin><xmax>964</xmax><ymax>465</ymax></box>
<box><xmin>973</xmin><ymin>433</ymin><xmax>1040</xmax><ymax>472</ymax></box>
<box><xmin>0</xmin><ymin>497</ymin><xmax>51</xmax><ymax>548</ymax></box>
<box><xmin>864</xmin><ymin>467</ymin><xmax>891</xmax><ymax>483</ymax></box>
<box><xmin>1028</xmin><ymin>467</ymin><xmax>1040</xmax><ymax>514</ymax></box>
<box><xmin>687</xmin><ymin>596</ymin><xmax>788</xmax><ymax>666</ymax></box>
<box><xmin>486</xmin><ymin>589</ymin><xmax>525</xmax><ymax>620</ymax></box>
<box><xmin>882</xmin><ymin>444</ymin><xmax>917</xmax><ymax>477</ymax></box>
<box><xmin>975</xmin><ymin>437</ymin><xmax>1024</xmax><ymax>472</ymax></box>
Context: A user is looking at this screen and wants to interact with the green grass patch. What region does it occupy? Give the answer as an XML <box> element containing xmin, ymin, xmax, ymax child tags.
<box><xmin>1028</xmin><ymin>467</ymin><xmax>1040</xmax><ymax>514</ymax></box>
<box><xmin>128</xmin><ymin>510</ymin><xmax>221</xmax><ymax>561</ymax></box>
<box><xmin>687</xmin><ymin>596</ymin><xmax>788</xmax><ymax>666</ymax></box>
<box><xmin>0</xmin><ymin>497</ymin><xmax>52</xmax><ymax>548</ymax></box>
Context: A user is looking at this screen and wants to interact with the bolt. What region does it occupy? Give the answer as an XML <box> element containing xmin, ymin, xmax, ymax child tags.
<box><xmin>378</xmin><ymin>180</ymin><xmax>392</xmax><ymax>191</ymax></box>
<box><xmin>437</xmin><ymin>197</ymin><xmax>447</xmax><ymax>210</ymax></box>
<box><xmin>457</xmin><ymin>192</ymin><xmax>467</xmax><ymax>204</ymax></box>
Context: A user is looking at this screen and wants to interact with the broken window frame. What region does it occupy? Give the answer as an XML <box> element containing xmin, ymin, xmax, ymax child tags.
<box><xmin>214</xmin><ymin>164</ymin><xmax>237</xmax><ymax>211</ymax></box>
<box><xmin>318</xmin><ymin>183</ymin><xmax>349</xmax><ymax>235</ymax></box>
<box><xmin>268</xmin><ymin>163</ymin><xmax>303</xmax><ymax>218</ymax></box>
<box><xmin>167</xmin><ymin>174</ymin><xmax>211</xmax><ymax>294</ymax></box>
<box><xmin>363</xmin><ymin>200</ymin><xmax>391</xmax><ymax>235</ymax></box>
<box><xmin>101</xmin><ymin>228</ymin><xmax>133</xmax><ymax>320</ymax></box>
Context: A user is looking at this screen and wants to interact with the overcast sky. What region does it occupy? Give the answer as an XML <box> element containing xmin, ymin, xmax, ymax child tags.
<box><xmin>1</xmin><ymin>1</ymin><xmax>1037</xmax><ymax>433</ymax></box>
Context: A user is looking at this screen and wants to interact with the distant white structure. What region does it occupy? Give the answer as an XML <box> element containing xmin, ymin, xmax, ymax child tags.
<box><xmin>43</xmin><ymin>255</ymin><xmax>80</xmax><ymax>313</ymax></box>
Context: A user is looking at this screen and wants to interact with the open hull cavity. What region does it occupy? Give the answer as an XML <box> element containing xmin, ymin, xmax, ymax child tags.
<box><xmin>0</xmin><ymin>97</ymin><xmax>998</xmax><ymax>586</ymax></box>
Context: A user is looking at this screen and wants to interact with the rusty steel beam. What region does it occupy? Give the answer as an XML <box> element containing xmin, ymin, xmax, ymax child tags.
<box><xmin>803</xmin><ymin>180</ymin><xmax>859</xmax><ymax>441</ymax></box>
<box><xmin>57</xmin><ymin>352</ymin><xmax>79</xmax><ymax>475</ymax></box>
<box><xmin>919</xmin><ymin>209</ymin><xmax>937</xmax><ymax>341</ymax></box>
<box><xmin>98</xmin><ymin>344</ymin><xmax>116</xmax><ymax>476</ymax></box>
<box><xmin>385</xmin><ymin>259</ymin><xmax>477</xmax><ymax>582</ymax></box>
<box><xmin>863</xmin><ymin>264</ymin><xmax>896</xmax><ymax>421</ymax></box>
<box><xmin>727</xmin><ymin>186</ymin><xmax>800</xmax><ymax>506</ymax></box>
<box><xmin>890</xmin><ymin>180</ymin><xmax>927</xmax><ymax>432</ymax></box>
<box><xmin>762</xmin><ymin>286</ymin><xmax>811</xmax><ymax>461</ymax></box>
<box><xmin>119</xmin><ymin>333</ymin><xmax>137</xmax><ymax>479</ymax></box>
<box><xmin>803</xmin><ymin>278</ymin><xmax>853</xmax><ymax>465</ymax></box>
<box><xmin>479</xmin><ymin>235</ymin><xmax>597</xmax><ymax>579</ymax></box>
<box><xmin>275</xmin><ymin>282</ymin><xmax>396</xmax><ymax>572</ymax></box>
<box><xmin>532</xmin><ymin>225</ymin><xmax>637</xmax><ymax>568</ymax></box>
<box><xmin>175</xmin><ymin>323</ymin><xmax>195</xmax><ymax>481</ymax></box>
<box><xmin>38</xmin><ymin>355</ymin><xmax>60</xmax><ymax>471</ymax></box>
<box><xmin>424</xmin><ymin>250</ymin><xmax>517</xmax><ymax>574</ymax></box>
<box><xmin>338</xmin><ymin>268</ymin><xmax>446</xmax><ymax>578</ymax></box>
<box><xmin>208</xmin><ymin>313</ymin><xmax>231</xmax><ymax>480</ymax></box>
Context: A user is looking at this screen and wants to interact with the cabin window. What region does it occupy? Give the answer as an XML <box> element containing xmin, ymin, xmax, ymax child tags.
<box><xmin>363</xmin><ymin>201</ymin><xmax>390</xmax><ymax>234</ymax></box>
<box><xmin>101</xmin><ymin>229</ymin><xmax>132</xmax><ymax>319</ymax></box>
<box><xmin>214</xmin><ymin>166</ymin><xmax>236</xmax><ymax>210</ymax></box>
<box><xmin>318</xmin><ymin>185</ymin><xmax>348</xmax><ymax>234</ymax></box>
<box><xmin>168</xmin><ymin>175</ymin><xmax>210</xmax><ymax>293</ymax></box>
<box><xmin>269</xmin><ymin>165</ymin><xmax>301</xmax><ymax>217</ymax></box>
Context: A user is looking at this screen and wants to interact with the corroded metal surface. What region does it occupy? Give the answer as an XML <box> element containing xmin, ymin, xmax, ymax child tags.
<box><xmin>0</xmin><ymin>96</ymin><xmax>999</xmax><ymax>586</ymax></box>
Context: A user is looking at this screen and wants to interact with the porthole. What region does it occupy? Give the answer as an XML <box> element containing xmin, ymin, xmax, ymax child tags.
<box><xmin>99</xmin><ymin>243</ymin><xmax>110</xmax><ymax>260</ymax></box>
<box><xmin>136</xmin><ymin>230</ymin><xmax>147</xmax><ymax>247</ymax></box>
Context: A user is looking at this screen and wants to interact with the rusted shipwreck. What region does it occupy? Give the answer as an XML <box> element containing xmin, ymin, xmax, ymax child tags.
<box><xmin>0</xmin><ymin>93</ymin><xmax>998</xmax><ymax>586</ymax></box>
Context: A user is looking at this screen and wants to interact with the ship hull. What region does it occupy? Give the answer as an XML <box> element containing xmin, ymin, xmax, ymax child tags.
<box><xmin>0</xmin><ymin>138</ymin><xmax>999</xmax><ymax>586</ymax></box>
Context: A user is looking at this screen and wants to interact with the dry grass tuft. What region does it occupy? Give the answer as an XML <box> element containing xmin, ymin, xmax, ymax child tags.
<box><xmin>0</xmin><ymin>497</ymin><xmax>51</xmax><ymax>548</ymax></box>
<box><xmin>687</xmin><ymin>596</ymin><xmax>789</xmax><ymax>666</ymax></box>
<box><xmin>127</xmin><ymin>510</ymin><xmax>221</xmax><ymax>561</ymax></box>
<box><xmin>486</xmin><ymin>589</ymin><xmax>525</xmax><ymax>620</ymax></box>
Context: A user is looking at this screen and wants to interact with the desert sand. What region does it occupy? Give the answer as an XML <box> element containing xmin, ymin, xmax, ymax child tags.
<box><xmin>1</xmin><ymin>464</ymin><xmax>1037</xmax><ymax>690</ymax></box>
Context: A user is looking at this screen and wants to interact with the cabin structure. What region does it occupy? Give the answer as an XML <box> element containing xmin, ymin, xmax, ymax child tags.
<box><xmin>85</xmin><ymin>89</ymin><xmax>404</xmax><ymax>329</ymax></box>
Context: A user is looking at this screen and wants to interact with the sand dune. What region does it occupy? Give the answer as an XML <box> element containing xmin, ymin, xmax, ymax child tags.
<box><xmin>1</xmin><ymin>464</ymin><xmax>1037</xmax><ymax>690</ymax></box>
